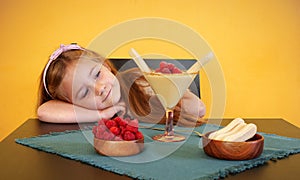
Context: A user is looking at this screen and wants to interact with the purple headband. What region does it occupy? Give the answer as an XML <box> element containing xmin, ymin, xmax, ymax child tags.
<box><xmin>43</xmin><ymin>44</ymin><xmax>83</xmax><ymax>99</ymax></box>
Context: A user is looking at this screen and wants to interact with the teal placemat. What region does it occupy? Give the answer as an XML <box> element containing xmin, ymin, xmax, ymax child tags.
<box><xmin>15</xmin><ymin>124</ymin><xmax>300</xmax><ymax>180</ymax></box>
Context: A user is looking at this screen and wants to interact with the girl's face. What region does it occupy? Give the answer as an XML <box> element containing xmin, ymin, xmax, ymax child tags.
<box><xmin>59</xmin><ymin>59</ymin><xmax>121</xmax><ymax>110</ymax></box>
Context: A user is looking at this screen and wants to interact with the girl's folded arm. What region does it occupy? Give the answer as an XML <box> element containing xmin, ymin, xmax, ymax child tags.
<box><xmin>37</xmin><ymin>100</ymin><xmax>125</xmax><ymax>123</ymax></box>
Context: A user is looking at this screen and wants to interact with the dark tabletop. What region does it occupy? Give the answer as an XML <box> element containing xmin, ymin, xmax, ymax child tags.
<box><xmin>1</xmin><ymin>118</ymin><xmax>299</xmax><ymax>180</ymax></box>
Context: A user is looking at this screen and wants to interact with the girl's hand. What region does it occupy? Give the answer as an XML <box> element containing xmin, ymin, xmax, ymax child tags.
<box><xmin>175</xmin><ymin>90</ymin><xmax>207</xmax><ymax>126</ymax></box>
<box><xmin>98</xmin><ymin>102</ymin><xmax>126</xmax><ymax>119</ymax></box>
<box><xmin>180</xmin><ymin>90</ymin><xmax>206</xmax><ymax>118</ymax></box>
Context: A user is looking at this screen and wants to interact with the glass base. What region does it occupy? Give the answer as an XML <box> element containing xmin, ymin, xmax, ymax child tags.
<box><xmin>152</xmin><ymin>134</ymin><xmax>185</xmax><ymax>142</ymax></box>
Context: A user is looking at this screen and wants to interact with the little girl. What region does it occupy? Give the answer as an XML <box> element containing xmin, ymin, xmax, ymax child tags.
<box><xmin>37</xmin><ymin>44</ymin><xmax>206</xmax><ymax>126</ymax></box>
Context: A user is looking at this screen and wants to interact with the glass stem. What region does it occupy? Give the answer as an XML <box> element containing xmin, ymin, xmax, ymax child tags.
<box><xmin>164</xmin><ymin>109</ymin><xmax>174</xmax><ymax>136</ymax></box>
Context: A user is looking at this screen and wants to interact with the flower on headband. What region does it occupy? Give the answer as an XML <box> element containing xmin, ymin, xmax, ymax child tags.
<box><xmin>43</xmin><ymin>43</ymin><xmax>83</xmax><ymax>98</ymax></box>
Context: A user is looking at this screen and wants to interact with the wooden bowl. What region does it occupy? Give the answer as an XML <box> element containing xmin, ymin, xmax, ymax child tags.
<box><xmin>202</xmin><ymin>131</ymin><xmax>264</xmax><ymax>160</ymax></box>
<box><xmin>94</xmin><ymin>138</ymin><xmax>144</xmax><ymax>157</ymax></box>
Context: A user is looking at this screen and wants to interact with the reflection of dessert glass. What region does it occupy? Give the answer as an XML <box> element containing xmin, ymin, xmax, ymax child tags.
<box><xmin>143</xmin><ymin>71</ymin><xmax>198</xmax><ymax>142</ymax></box>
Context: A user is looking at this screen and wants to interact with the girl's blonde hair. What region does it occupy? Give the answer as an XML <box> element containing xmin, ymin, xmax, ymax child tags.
<box><xmin>38</xmin><ymin>48</ymin><xmax>205</xmax><ymax>126</ymax></box>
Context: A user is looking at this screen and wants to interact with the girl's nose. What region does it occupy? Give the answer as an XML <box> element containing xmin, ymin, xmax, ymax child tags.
<box><xmin>95</xmin><ymin>83</ymin><xmax>106</xmax><ymax>96</ymax></box>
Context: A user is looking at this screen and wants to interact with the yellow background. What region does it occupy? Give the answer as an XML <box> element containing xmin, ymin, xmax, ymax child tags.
<box><xmin>1</xmin><ymin>0</ymin><xmax>299</xmax><ymax>141</ymax></box>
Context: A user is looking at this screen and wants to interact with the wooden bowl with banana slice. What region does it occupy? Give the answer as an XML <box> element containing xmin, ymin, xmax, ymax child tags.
<box><xmin>202</xmin><ymin>118</ymin><xmax>264</xmax><ymax>160</ymax></box>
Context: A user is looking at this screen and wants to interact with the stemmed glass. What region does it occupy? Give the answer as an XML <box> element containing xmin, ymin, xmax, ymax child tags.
<box><xmin>129</xmin><ymin>48</ymin><xmax>204</xmax><ymax>142</ymax></box>
<box><xmin>143</xmin><ymin>70</ymin><xmax>198</xmax><ymax>142</ymax></box>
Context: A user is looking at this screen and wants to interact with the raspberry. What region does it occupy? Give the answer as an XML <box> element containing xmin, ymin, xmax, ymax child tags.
<box><xmin>172</xmin><ymin>67</ymin><xmax>182</xmax><ymax>73</ymax></box>
<box><xmin>123</xmin><ymin>131</ymin><xmax>136</xmax><ymax>141</ymax></box>
<box><xmin>95</xmin><ymin>130</ymin><xmax>103</xmax><ymax>139</ymax></box>
<box><xmin>97</xmin><ymin>125</ymin><xmax>107</xmax><ymax>133</ymax></box>
<box><xmin>120</xmin><ymin>126</ymin><xmax>126</xmax><ymax>135</ymax></box>
<box><xmin>159</xmin><ymin>61</ymin><xmax>168</xmax><ymax>69</ymax></box>
<box><xmin>155</xmin><ymin>61</ymin><xmax>182</xmax><ymax>74</ymax></box>
<box><xmin>98</xmin><ymin>119</ymin><xmax>106</xmax><ymax>125</ymax></box>
<box><xmin>128</xmin><ymin>119</ymin><xmax>139</xmax><ymax>128</ymax></box>
<box><xmin>124</xmin><ymin>117</ymin><xmax>132</xmax><ymax>122</ymax></box>
<box><xmin>167</xmin><ymin>63</ymin><xmax>175</xmax><ymax>70</ymax></box>
<box><xmin>155</xmin><ymin>68</ymin><xmax>161</xmax><ymax>72</ymax></box>
<box><xmin>103</xmin><ymin>131</ymin><xmax>115</xmax><ymax>140</ymax></box>
<box><xmin>93</xmin><ymin>116</ymin><xmax>142</xmax><ymax>141</ymax></box>
<box><xmin>93</xmin><ymin>123</ymin><xmax>107</xmax><ymax>139</ymax></box>
<box><xmin>118</xmin><ymin>119</ymin><xmax>128</xmax><ymax>127</ymax></box>
<box><xmin>105</xmin><ymin>120</ymin><xmax>117</xmax><ymax>129</ymax></box>
<box><xmin>110</xmin><ymin>126</ymin><xmax>120</xmax><ymax>136</ymax></box>
<box><xmin>113</xmin><ymin>116</ymin><xmax>122</xmax><ymax>124</ymax></box>
<box><xmin>160</xmin><ymin>67</ymin><xmax>171</xmax><ymax>74</ymax></box>
<box><xmin>114</xmin><ymin>136</ymin><xmax>123</xmax><ymax>141</ymax></box>
<box><xmin>135</xmin><ymin>131</ymin><xmax>144</xmax><ymax>140</ymax></box>
<box><xmin>125</xmin><ymin>125</ymin><xmax>138</xmax><ymax>133</ymax></box>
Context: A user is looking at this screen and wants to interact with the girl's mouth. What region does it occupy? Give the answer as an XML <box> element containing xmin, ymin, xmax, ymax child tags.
<box><xmin>102</xmin><ymin>89</ymin><xmax>111</xmax><ymax>103</ymax></box>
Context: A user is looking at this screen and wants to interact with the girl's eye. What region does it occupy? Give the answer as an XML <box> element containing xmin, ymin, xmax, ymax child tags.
<box><xmin>95</xmin><ymin>70</ymin><xmax>100</xmax><ymax>79</ymax></box>
<box><xmin>82</xmin><ymin>89</ymin><xmax>89</xmax><ymax>99</ymax></box>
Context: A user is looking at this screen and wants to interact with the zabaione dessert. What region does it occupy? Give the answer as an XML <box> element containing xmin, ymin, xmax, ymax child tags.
<box><xmin>143</xmin><ymin>61</ymin><xmax>197</xmax><ymax>109</ymax></box>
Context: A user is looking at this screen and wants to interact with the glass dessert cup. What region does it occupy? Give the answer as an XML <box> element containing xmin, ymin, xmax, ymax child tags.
<box><xmin>143</xmin><ymin>71</ymin><xmax>198</xmax><ymax>142</ymax></box>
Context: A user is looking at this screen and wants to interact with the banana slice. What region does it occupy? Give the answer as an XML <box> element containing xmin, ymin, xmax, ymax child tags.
<box><xmin>212</xmin><ymin>122</ymin><xmax>247</xmax><ymax>141</ymax></box>
<box><xmin>208</xmin><ymin>118</ymin><xmax>244</xmax><ymax>139</ymax></box>
<box><xmin>222</xmin><ymin>123</ymin><xmax>257</xmax><ymax>142</ymax></box>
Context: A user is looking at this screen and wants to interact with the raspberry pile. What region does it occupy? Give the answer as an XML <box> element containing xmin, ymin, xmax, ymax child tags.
<box><xmin>92</xmin><ymin>116</ymin><xmax>144</xmax><ymax>141</ymax></box>
<box><xmin>155</xmin><ymin>61</ymin><xmax>182</xmax><ymax>74</ymax></box>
